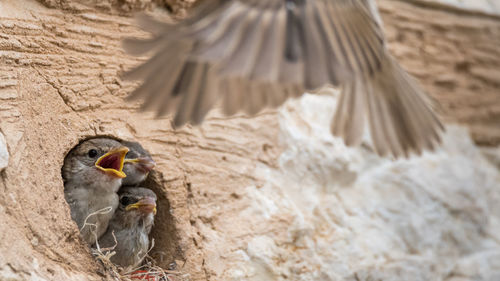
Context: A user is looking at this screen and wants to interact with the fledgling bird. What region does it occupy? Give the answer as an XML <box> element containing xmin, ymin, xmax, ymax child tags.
<box><xmin>96</xmin><ymin>187</ymin><xmax>157</xmax><ymax>268</ymax></box>
<box><xmin>63</xmin><ymin>138</ymin><xmax>129</xmax><ymax>245</ymax></box>
<box><xmin>121</xmin><ymin>140</ymin><xmax>156</xmax><ymax>186</ymax></box>
<box><xmin>123</xmin><ymin>0</ymin><xmax>444</xmax><ymax>158</ymax></box>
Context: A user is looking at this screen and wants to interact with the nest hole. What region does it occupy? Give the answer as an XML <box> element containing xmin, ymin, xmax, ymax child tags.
<box><xmin>62</xmin><ymin>135</ymin><xmax>184</xmax><ymax>274</ymax></box>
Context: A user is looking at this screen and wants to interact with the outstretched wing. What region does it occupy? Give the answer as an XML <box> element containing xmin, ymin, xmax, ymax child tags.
<box><xmin>123</xmin><ymin>0</ymin><xmax>443</xmax><ymax>157</ymax></box>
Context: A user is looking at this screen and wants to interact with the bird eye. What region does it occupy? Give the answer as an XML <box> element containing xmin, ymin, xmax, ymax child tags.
<box><xmin>87</xmin><ymin>149</ymin><xmax>98</xmax><ymax>158</ymax></box>
<box><xmin>127</xmin><ymin>151</ymin><xmax>138</xmax><ymax>159</ymax></box>
<box><xmin>120</xmin><ymin>196</ymin><xmax>138</xmax><ymax>206</ymax></box>
<box><xmin>120</xmin><ymin>196</ymin><xmax>130</xmax><ymax>206</ymax></box>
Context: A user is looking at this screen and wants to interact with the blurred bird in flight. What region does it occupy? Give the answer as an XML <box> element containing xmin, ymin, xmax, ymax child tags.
<box><xmin>123</xmin><ymin>0</ymin><xmax>444</xmax><ymax>158</ymax></box>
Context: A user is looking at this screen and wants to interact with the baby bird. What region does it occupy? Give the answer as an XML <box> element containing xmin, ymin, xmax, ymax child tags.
<box><xmin>121</xmin><ymin>140</ymin><xmax>156</xmax><ymax>186</ymax></box>
<box><xmin>63</xmin><ymin>138</ymin><xmax>129</xmax><ymax>245</ymax></box>
<box><xmin>97</xmin><ymin>187</ymin><xmax>157</xmax><ymax>268</ymax></box>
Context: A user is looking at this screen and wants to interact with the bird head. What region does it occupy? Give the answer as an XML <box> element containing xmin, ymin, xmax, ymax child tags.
<box><xmin>63</xmin><ymin>138</ymin><xmax>130</xmax><ymax>186</ymax></box>
<box><xmin>121</xmin><ymin>140</ymin><xmax>156</xmax><ymax>186</ymax></box>
<box><xmin>116</xmin><ymin>187</ymin><xmax>157</xmax><ymax>229</ymax></box>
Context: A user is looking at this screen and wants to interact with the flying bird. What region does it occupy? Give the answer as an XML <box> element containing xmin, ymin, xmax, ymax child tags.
<box><xmin>63</xmin><ymin>138</ymin><xmax>129</xmax><ymax>245</ymax></box>
<box><xmin>97</xmin><ymin>187</ymin><xmax>157</xmax><ymax>268</ymax></box>
<box><xmin>123</xmin><ymin>0</ymin><xmax>443</xmax><ymax>157</ymax></box>
<box><xmin>121</xmin><ymin>140</ymin><xmax>156</xmax><ymax>186</ymax></box>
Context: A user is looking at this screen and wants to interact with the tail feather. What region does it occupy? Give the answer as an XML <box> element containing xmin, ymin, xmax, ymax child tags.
<box><xmin>332</xmin><ymin>55</ymin><xmax>443</xmax><ymax>157</ymax></box>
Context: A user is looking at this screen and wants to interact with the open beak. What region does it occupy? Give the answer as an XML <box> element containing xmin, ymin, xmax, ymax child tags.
<box><xmin>124</xmin><ymin>157</ymin><xmax>156</xmax><ymax>173</ymax></box>
<box><xmin>95</xmin><ymin>146</ymin><xmax>129</xmax><ymax>178</ymax></box>
<box><xmin>125</xmin><ymin>197</ymin><xmax>157</xmax><ymax>215</ymax></box>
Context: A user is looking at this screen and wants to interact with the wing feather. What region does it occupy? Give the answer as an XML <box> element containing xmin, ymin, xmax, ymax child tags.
<box><xmin>123</xmin><ymin>0</ymin><xmax>444</xmax><ymax>157</ymax></box>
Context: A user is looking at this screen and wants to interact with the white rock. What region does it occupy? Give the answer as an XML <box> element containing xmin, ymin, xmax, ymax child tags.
<box><xmin>229</xmin><ymin>92</ymin><xmax>500</xmax><ymax>280</ymax></box>
<box><xmin>0</xmin><ymin>132</ymin><xmax>8</xmax><ymax>170</ymax></box>
<box><xmin>417</xmin><ymin>0</ymin><xmax>500</xmax><ymax>15</ymax></box>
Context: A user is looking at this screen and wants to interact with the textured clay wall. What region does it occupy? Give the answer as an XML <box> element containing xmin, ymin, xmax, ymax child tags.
<box><xmin>0</xmin><ymin>0</ymin><xmax>499</xmax><ymax>280</ymax></box>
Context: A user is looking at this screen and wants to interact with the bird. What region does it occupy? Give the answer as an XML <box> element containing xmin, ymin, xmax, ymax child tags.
<box><xmin>122</xmin><ymin>0</ymin><xmax>444</xmax><ymax>158</ymax></box>
<box><xmin>120</xmin><ymin>140</ymin><xmax>156</xmax><ymax>186</ymax></box>
<box><xmin>63</xmin><ymin>138</ymin><xmax>129</xmax><ymax>245</ymax></box>
<box><xmin>96</xmin><ymin>187</ymin><xmax>157</xmax><ymax>268</ymax></box>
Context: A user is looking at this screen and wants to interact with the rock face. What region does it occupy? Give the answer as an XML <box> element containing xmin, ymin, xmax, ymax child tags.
<box><xmin>224</xmin><ymin>94</ymin><xmax>500</xmax><ymax>281</ymax></box>
<box><xmin>378</xmin><ymin>1</ymin><xmax>500</xmax><ymax>146</ymax></box>
<box><xmin>0</xmin><ymin>132</ymin><xmax>8</xmax><ymax>170</ymax></box>
<box><xmin>0</xmin><ymin>0</ymin><xmax>499</xmax><ymax>280</ymax></box>
<box><xmin>413</xmin><ymin>0</ymin><xmax>500</xmax><ymax>15</ymax></box>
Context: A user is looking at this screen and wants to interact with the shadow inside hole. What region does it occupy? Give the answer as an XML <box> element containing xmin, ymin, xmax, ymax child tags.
<box><xmin>141</xmin><ymin>170</ymin><xmax>184</xmax><ymax>269</ymax></box>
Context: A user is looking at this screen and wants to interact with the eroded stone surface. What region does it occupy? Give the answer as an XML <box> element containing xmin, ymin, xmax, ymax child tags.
<box><xmin>0</xmin><ymin>0</ymin><xmax>499</xmax><ymax>280</ymax></box>
<box><xmin>211</xmin><ymin>93</ymin><xmax>500</xmax><ymax>280</ymax></box>
<box><xmin>0</xmin><ymin>132</ymin><xmax>8</xmax><ymax>170</ymax></box>
<box><xmin>414</xmin><ymin>0</ymin><xmax>500</xmax><ymax>15</ymax></box>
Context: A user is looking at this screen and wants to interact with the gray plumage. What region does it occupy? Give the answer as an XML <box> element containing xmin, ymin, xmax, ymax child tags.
<box><xmin>123</xmin><ymin>0</ymin><xmax>443</xmax><ymax>158</ymax></box>
<box><xmin>63</xmin><ymin>138</ymin><xmax>129</xmax><ymax>245</ymax></box>
<box><xmin>121</xmin><ymin>140</ymin><xmax>156</xmax><ymax>186</ymax></box>
<box><xmin>96</xmin><ymin>187</ymin><xmax>157</xmax><ymax>268</ymax></box>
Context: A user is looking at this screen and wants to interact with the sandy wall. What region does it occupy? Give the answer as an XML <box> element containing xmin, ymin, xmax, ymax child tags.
<box><xmin>0</xmin><ymin>0</ymin><xmax>499</xmax><ymax>280</ymax></box>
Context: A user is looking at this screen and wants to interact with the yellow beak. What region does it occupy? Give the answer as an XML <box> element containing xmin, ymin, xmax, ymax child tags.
<box><xmin>123</xmin><ymin>157</ymin><xmax>156</xmax><ymax>173</ymax></box>
<box><xmin>95</xmin><ymin>146</ymin><xmax>129</xmax><ymax>178</ymax></box>
<box><xmin>125</xmin><ymin>197</ymin><xmax>157</xmax><ymax>215</ymax></box>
